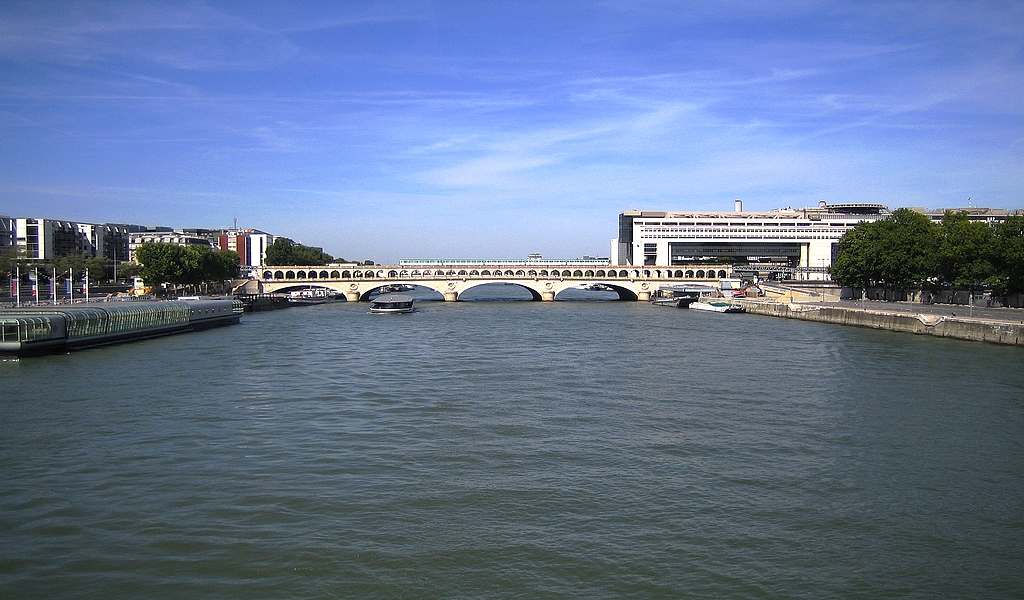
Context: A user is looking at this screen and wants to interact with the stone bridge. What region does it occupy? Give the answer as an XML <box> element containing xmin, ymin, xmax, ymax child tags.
<box><xmin>253</xmin><ymin>261</ymin><xmax>734</xmax><ymax>301</ymax></box>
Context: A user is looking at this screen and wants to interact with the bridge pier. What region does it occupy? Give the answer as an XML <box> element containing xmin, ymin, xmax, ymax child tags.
<box><xmin>345</xmin><ymin>291</ymin><xmax>360</xmax><ymax>302</ymax></box>
<box><xmin>541</xmin><ymin>291</ymin><xmax>555</xmax><ymax>301</ymax></box>
<box><xmin>638</xmin><ymin>291</ymin><xmax>651</xmax><ymax>301</ymax></box>
<box><xmin>443</xmin><ymin>292</ymin><xmax>459</xmax><ymax>302</ymax></box>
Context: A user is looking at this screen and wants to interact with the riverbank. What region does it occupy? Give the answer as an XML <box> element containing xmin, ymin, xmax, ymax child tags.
<box><xmin>738</xmin><ymin>299</ymin><xmax>1024</xmax><ymax>346</ymax></box>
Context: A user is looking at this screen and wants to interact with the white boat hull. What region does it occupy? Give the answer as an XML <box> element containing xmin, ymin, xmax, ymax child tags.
<box><xmin>691</xmin><ymin>301</ymin><xmax>745</xmax><ymax>313</ymax></box>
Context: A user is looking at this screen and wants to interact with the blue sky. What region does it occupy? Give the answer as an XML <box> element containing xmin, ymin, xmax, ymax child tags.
<box><xmin>2</xmin><ymin>1</ymin><xmax>1022</xmax><ymax>262</ymax></box>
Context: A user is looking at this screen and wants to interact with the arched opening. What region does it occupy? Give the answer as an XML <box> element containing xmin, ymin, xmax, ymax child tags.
<box><xmin>619</xmin><ymin>270</ymin><xmax>628</xmax><ymax>277</ymax></box>
<box><xmin>504</xmin><ymin>270</ymin><xmax>515</xmax><ymax>276</ymax></box>
<box><xmin>330</xmin><ymin>270</ymin><xmax>339</xmax><ymax>278</ymax></box>
<box><xmin>718</xmin><ymin>270</ymin><xmax>727</xmax><ymax>278</ymax></box>
<box><xmin>561</xmin><ymin>270</ymin><xmax>571</xmax><ymax>277</ymax></box>
<box><xmin>446</xmin><ymin>270</ymin><xmax>456</xmax><ymax>277</ymax></box>
<box><xmin>319</xmin><ymin>271</ymin><xmax>329</xmax><ymax>278</ymax></box>
<box><xmin>470</xmin><ymin>270</ymin><xmax>480</xmax><ymax>276</ymax></box>
<box><xmin>297</xmin><ymin>271</ymin><xmax>307</xmax><ymax>278</ymax></box>
<box><xmin>435</xmin><ymin>270</ymin><xmax>444</xmax><ymax>276</ymax></box>
<box><xmin>572</xmin><ymin>270</ymin><xmax>583</xmax><ymax>277</ymax></box>
<box><xmin>458</xmin><ymin>270</ymin><xmax>468</xmax><ymax>276</ymax></box>
<box><xmin>685</xmin><ymin>270</ymin><xmax>694</xmax><ymax>278</ymax></box>
<box><xmin>481</xmin><ymin>270</ymin><xmax>491</xmax><ymax>276</ymax></box>
<box><xmin>528</xmin><ymin>270</ymin><xmax>537</xmax><ymax>276</ymax></box>
<box><xmin>674</xmin><ymin>270</ymin><xmax>683</xmax><ymax>277</ymax></box>
<box><xmin>399</xmin><ymin>270</ymin><xmax>409</xmax><ymax>277</ymax></box>
<box><xmin>264</xmin><ymin>271</ymin><xmax>274</xmax><ymax>279</ymax></box>
<box><xmin>585</xmin><ymin>270</ymin><xmax>594</xmax><ymax>277</ymax></box>
<box><xmin>596</xmin><ymin>270</ymin><xmax>606</xmax><ymax>277</ymax></box>
<box><xmin>285</xmin><ymin>271</ymin><xmax>296</xmax><ymax>279</ymax></box>
<box><xmin>539</xmin><ymin>270</ymin><xmax>549</xmax><ymax>276</ymax></box>
<box><xmin>515</xmin><ymin>270</ymin><xmax>525</xmax><ymax>276</ymax></box>
<box><xmin>696</xmin><ymin>270</ymin><xmax>706</xmax><ymax>278</ymax></box>
<box><xmin>388</xmin><ymin>270</ymin><xmax>398</xmax><ymax>278</ymax></box>
<box><xmin>643</xmin><ymin>270</ymin><xmax>651</xmax><ymax>277</ymax></box>
<box><xmin>458</xmin><ymin>282</ymin><xmax>542</xmax><ymax>301</ymax></box>
<box><xmin>589</xmin><ymin>284</ymin><xmax>637</xmax><ymax>301</ymax></box>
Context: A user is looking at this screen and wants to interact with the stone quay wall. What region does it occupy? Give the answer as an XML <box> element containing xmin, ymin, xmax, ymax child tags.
<box><xmin>738</xmin><ymin>301</ymin><xmax>1024</xmax><ymax>347</ymax></box>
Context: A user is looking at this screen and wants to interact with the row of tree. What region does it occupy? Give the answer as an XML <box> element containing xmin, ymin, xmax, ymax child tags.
<box><xmin>264</xmin><ymin>238</ymin><xmax>336</xmax><ymax>266</ymax></box>
<box><xmin>0</xmin><ymin>248</ymin><xmax>138</xmax><ymax>283</ymax></box>
<box><xmin>134</xmin><ymin>243</ymin><xmax>240</xmax><ymax>290</ymax></box>
<box><xmin>262</xmin><ymin>237</ymin><xmax>373</xmax><ymax>266</ymax></box>
<box><xmin>830</xmin><ymin>209</ymin><xmax>1024</xmax><ymax>296</ymax></box>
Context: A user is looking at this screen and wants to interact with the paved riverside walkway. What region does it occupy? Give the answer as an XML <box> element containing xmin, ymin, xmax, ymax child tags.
<box><xmin>737</xmin><ymin>298</ymin><xmax>1024</xmax><ymax>346</ymax></box>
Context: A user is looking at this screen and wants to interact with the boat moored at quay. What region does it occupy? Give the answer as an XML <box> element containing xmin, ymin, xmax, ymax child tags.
<box><xmin>691</xmin><ymin>300</ymin><xmax>746</xmax><ymax>313</ymax></box>
<box><xmin>0</xmin><ymin>298</ymin><xmax>243</xmax><ymax>357</ymax></box>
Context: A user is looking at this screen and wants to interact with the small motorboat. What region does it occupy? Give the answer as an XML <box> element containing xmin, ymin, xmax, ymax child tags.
<box><xmin>370</xmin><ymin>294</ymin><xmax>415</xmax><ymax>314</ymax></box>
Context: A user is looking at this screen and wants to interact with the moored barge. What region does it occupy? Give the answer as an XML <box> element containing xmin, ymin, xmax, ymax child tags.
<box><xmin>0</xmin><ymin>298</ymin><xmax>242</xmax><ymax>356</ymax></box>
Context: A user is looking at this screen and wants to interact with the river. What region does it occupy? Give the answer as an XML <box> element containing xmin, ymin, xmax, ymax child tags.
<box><xmin>2</xmin><ymin>289</ymin><xmax>1023</xmax><ymax>598</ymax></box>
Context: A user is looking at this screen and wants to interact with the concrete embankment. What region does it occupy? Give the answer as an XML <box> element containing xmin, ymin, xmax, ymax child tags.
<box><xmin>738</xmin><ymin>300</ymin><xmax>1024</xmax><ymax>346</ymax></box>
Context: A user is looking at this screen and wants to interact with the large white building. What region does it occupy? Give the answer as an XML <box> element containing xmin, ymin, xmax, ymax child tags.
<box><xmin>612</xmin><ymin>201</ymin><xmax>889</xmax><ymax>280</ymax></box>
<box><xmin>611</xmin><ymin>201</ymin><xmax>1020</xmax><ymax>280</ymax></box>
<box><xmin>3</xmin><ymin>217</ymin><xmax>145</xmax><ymax>262</ymax></box>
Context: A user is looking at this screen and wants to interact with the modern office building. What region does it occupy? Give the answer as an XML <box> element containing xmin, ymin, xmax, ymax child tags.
<box><xmin>216</xmin><ymin>229</ymin><xmax>273</xmax><ymax>267</ymax></box>
<box><xmin>0</xmin><ymin>216</ymin><xmax>13</xmax><ymax>249</ymax></box>
<box><xmin>4</xmin><ymin>218</ymin><xmax>148</xmax><ymax>262</ymax></box>
<box><xmin>611</xmin><ymin>201</ymin><xmax>888</xmax><ymax>275</ymax></box>
<box><xmin>4</xmin><ymin>215</ymin><xmax>278</xmax><ymax>273</ymax></box>
<box><xmin>611</xmin><ymin>201</ymin><xmax>1020</xmax><ymax>280</ymax></box>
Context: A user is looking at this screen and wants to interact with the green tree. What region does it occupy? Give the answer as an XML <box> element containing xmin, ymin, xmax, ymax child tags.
<box><xmin>187</xmin><ymin>246</ymin><xmax>239</xmax><ymax>282</ymax></box>
<box><xmin>830</xmin><ymin>208</ymin><xmax>938</xmax><ymax>295</ymax></box>
<box><xmin>136</xmin><ymin>243</ymin><xmax>188</xmax><ymax>286</ymax></box>
<box><xmin>0</xmin><ymin>247</ymin><xmax>19</xmax><ymax>278</ymax></box>
<box><xmin>992</xmin><ymin>215</ymin><xmax>1024</xmax><ymax>295</ymax></box>
<box><xmin>875</xmin><ymin>208</ymin><xmax>938</xmax><ymax>291</ymax></box>
<box><xmin>136</xmin><ymin>243</ymin><xmax>240</xmax><ymax>291</ymax></box>
<box><xmin>935</xmin><ymin>211</ymin><xmax>995</xmax><ymax>290</ymax></box>
<box><xmin>265</xmin><ymin>237</ymin><xmax>334</xmax><ymax>266</ymax></box>
<box><xmin>830</xmin><ymin>221</ymin><xmax>881</xmax><ymax>290</ymax></box>
<box><xmin>115</xmin><ymin>261</ymin><xmax>143</xmax><ymax>282</ymax></box>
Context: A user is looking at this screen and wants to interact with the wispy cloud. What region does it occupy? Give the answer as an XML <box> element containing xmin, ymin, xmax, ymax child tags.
<box><xmin>0</xmin><ymin>1</ymin><xmax>1021</xmax><ymax>260</ymax></box>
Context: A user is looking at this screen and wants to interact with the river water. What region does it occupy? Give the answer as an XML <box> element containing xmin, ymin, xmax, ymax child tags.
<box><xmin>2</xmin><ymin>289</ymin><xmax>1023</xmax><ymax>598</ymax></box>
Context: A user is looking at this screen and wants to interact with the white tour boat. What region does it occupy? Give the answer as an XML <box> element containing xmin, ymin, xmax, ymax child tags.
<box><xmin>370</xmin><ymin>294</ymin><xmax>415</xmax><ymax>314</ymax></box>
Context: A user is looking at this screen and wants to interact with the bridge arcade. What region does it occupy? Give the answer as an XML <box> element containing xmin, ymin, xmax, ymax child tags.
<box><xmin>254</xmin><ymin>262</ymin><xmax>735</xmax><ymax>301</ymax></box>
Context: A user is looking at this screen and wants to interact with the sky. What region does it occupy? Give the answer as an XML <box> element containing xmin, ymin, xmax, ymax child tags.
<box><xmin>1</xmin><ymin>1</ymin><xmax>1022</xmax><ymax>263</ymax></box>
